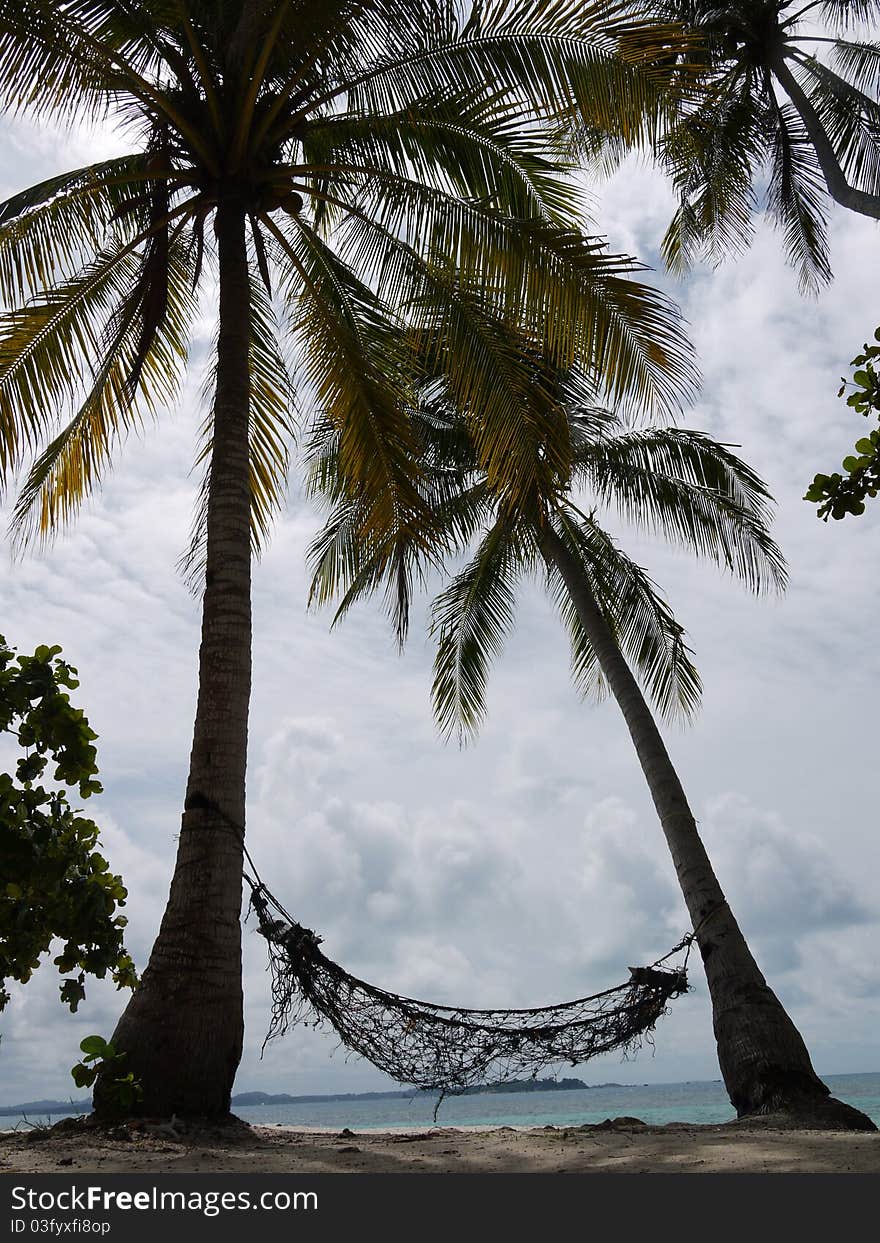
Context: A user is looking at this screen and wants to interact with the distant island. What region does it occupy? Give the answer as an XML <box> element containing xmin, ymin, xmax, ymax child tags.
<box><xmin>0</xmin><ymin>1098</ymin><xmax>91</xmax><ymax>1118</ymax></box>
<box><xmin>231</xmin><ymin>1077</ymin><xmax>588</xmax><ymax>1107</ymax></box>
<box><xmin>1</xmin><ymin>1077</ymin><xmax>592</xmax><ymax>1117</ymax></box>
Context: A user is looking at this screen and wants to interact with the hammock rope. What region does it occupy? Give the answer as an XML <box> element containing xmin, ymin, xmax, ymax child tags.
<box><xmin>187</xmin><ymin>790</ymin><xmax>693</xmax><ymax>1098</ymax></box>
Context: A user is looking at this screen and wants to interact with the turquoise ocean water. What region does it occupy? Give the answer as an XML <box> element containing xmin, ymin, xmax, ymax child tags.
<box><xmin>230</xmin><ymin>1072</ymin><xmax>880</xmax><ymax>1130</ymax></box>
<box><xmin>4</xmin><ymin>1073</ymin><xmax>878</xmax><ymax>1131</ymax></box>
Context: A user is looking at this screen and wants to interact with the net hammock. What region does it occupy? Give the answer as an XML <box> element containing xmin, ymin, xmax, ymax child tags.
<box><xmin>243</xmin><ymin>869</ymin><xmax>693</xmax><ymax>1100</ymax></box>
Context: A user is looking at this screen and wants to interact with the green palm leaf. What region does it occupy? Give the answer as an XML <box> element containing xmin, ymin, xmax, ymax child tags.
<box><xmin>766</xmin><ymin>98</ymin><xmax>832</xmax><ymax>294</ymax></box>
<box><xmin>548</xmin><ymin>504</ymin><xmax>702</xmax><ymax>722</ymax></box>
<box><xmin>0</xmin><ymin>242</ymin><xmax>143</xmax><ymax>484</ymax></box>
<box><xmin>431</xmin><ymin>516</ymin><xmax>529</xmax><ymax>742</ymax></box>
<box><xmin>10</xmin><ymin>232</ymin><xmax>197</xmax><ymax>543</ymax></box>
<box><xmin>830</xmin><ymin>38</ymin><xmax>880</xmax><ymax>94</ymax></box>
<box><xmin>660</xmin><ymin>80</ymin><xmax>760</xmax><ymax>275</ymax></box>
<box><xmin>0</xmin><ymin>156</ymin><xmax>181</xmax><ymax>304</ymax></box>
<box><xmin>572</xmin><ymin>425</ymin><xmax>788</xmax><ymax>593</ymax></box>
<box><xmin>274</xmin><ymin>217</ymin><xmax>423</xmax><ymax>518</ymax></box>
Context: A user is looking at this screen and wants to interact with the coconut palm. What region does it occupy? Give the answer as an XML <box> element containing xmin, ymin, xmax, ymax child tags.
<box><xmin>0</xmin><ymin>0</ymin><xmax>699</xmax><ymax>1116</ymax></box>
<box><xmin>309</xmin><ymin>355</ymin><xmax>875</xmax><ymax>1127</ymax></box>
<box><xmin>642</xmin><ymin>1</ymin><xmax>880</xmax><ymax>291</ymax></box>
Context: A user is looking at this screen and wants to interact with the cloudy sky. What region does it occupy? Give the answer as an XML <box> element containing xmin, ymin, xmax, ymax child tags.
<box><xmin>1</xmin><ymin>87</ymin><xmax>878</xmax><ymax>1107</ymax></box>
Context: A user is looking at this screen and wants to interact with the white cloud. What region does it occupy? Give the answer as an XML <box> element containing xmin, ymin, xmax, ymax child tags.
<box><xmin>703</xmin><ymin>793</ymin><xmax>872</xmax><ymax>943</ymax></box>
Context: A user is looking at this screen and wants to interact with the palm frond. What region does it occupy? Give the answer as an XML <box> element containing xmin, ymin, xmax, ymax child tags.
<box><xmin>830</xmin><ymin>38</ymin><xmax>880</xmax><ymax>94</ymax></box>
<box><xmin>430</xmin><ymin>516</ymin><xmax>527</xmax><ymax>742</ymax></box>
<box><xmin>334</xmin><ymin>18</ymin><xmax>693</xmax><ymax>156</ymax></box>
<box><xmin>305</xmin><ymin>493</ymin><xmax>429</xmax><ymax>636</ymax></box>
<box><xmin>548</xmin><ymin>506</ymin><xmax>702</xmax><ymax>723</ymax></box>
<box><xmin>660</xmin><ymin>76</ymin><xmax>761</xmax><ymax>275</ymax></box>
<box><xmin>412</xmin><ymin>286</ymin><xmax>574</xmax><ymax>515</ymax></box>
<box><xmin>306</xmin><ymin>494</ymin><xmax>374</xmax><ymax>613</ymax></box>
<box><xmin>0</xmin><ymin>0</ymin><xmax>117</xmax><ymax>121</ymax></box>
<box><xmin>10</xmin><ymin>231</ymin><xmax>197</xmax><ymax>545</ymax></box>
<box><xmin>0</xmin><ymin>155</ymin><xmax>176</xmax><ymax>304</ymax></box>
<box><xmin>301</xmin><ymin>97</ymin><xmax>583</xmax><ymax>225</ymax></box>
<box><xmin>292</xmin><ymin>131</ymin><xmax>698</xmax><ymax>421</ymax></box>
<box><xmin>0</xmin><ymin>241</ymin><xmax>142</xmax><ymax>487</ymax></box>
<box><xmin>0</xmin><ymin>0</ymin><xmax>204</xmax><ymax>137</ymax></box>
<box><xmin>816</xmin><ymin>2</ymin><xmax>880</xmax><ymax>31</ymax></box>
<box><xmin>269</xmin><ymin>213</ymin><xmax>434</xmax><ymax>639</ymax></box>
<box><xmin>766</xmin><ymin>96</ymin><xmax>832</xmax><ymax>294</ymax></box>
<box><xmin>306</xmin><ymin>401</ymin><xmax>493</xmax><ymax>641</ymax></box>
<box><xmin>307</xmin><ymin>398</ymin><xmax>493</xmax><ymax>616</ymax></box>
<box><xmin>572</xmin><ymin>426</ymin><xmax>788</xmax><ymax>594</ymax></box>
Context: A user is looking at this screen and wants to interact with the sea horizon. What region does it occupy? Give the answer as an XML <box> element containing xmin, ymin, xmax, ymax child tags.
<box><xmin>3</xmin><ymin>1070</ymin><xmax>879</xmax><ymax>1132</ymax></box>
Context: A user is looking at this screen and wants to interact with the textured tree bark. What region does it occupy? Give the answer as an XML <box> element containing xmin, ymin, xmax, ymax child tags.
<box><xmin>94</xmin><ymin>196</ymin><xmax>252</xmax><ymax>1119</ymax></box>
<box><xmin>541</xmin><ymin>524</ymin><xmax>875</xmax><ymax>1130</ymax></box>
<box><xmin>773</xmin><ymin>54</ymin><xmax>880</xmax><ymax>221</ymax></box>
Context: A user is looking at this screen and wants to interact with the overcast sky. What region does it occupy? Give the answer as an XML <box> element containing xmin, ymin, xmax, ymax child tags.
<box><xmin>1</xmin><ymin>98</ymin><xmax>878</xmax><ymax>1107</ymax></box>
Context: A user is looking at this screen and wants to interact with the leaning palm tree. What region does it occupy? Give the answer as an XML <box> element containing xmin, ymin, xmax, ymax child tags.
<box><xmin>0</xmin><ymin>0</ymin><xmax>698</xmax><ymax>1116</ymax></box>
<box><xmin>309</xmin><ymin>356</ymin><xmax>875</xmax><ymax>1128</ymax></box>
<box><xmin>634</xmin><ymin>1</ymin><xmax>880</xmax><ymax>291</ymax></box>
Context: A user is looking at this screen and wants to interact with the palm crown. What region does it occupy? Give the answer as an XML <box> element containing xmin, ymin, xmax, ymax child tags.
<box><xmin>0</xmin><ymin>0</ymin><xmax>697</xmax><ymax>556</ymax></box>
<box><xmin>308</xmin><ymin>351</ymin><xmax>786</xmax><ymax>739</ymax></box>
<box><xmin>649</xmin><ymin>0</ymin><xmax>880</xmax><ymax>291</ymax></box>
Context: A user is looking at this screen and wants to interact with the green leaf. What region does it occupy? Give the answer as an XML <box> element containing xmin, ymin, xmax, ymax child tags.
<box><xmin>59</xmin><ymin>976</ymin><xmax>86</xmax><ymax>1012</ymax></box>
<box><xmin>79</xmin><ymin>1034</ymin><xmax>108</xmax><ymax>1058</ymax></box>
<box><xmin>70</xmin><ymin>1063</ymin><xmax>97</xmax><ymax>1088</ymax></box>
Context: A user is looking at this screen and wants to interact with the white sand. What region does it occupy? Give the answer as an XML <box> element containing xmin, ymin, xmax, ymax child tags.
<box><xmin>2</xmin><ymin>1115</ymin><xmax>879</xmax><ymax>1174</ymax></box>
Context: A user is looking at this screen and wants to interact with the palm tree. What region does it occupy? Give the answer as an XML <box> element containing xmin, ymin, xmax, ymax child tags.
<box><xmin>309</xmin><ymin>360</ymin><xmax>876</xmax><ymax>1127</ymax></box>
<box><xmin>0</xmin><ymin>0</ymin><xmax>698</xmax><ymax>1117</ymax></box>
<box><xmin>642</xmin><ymin>1</ymin><xmax>880</xmax><ymax>291</ymax></box>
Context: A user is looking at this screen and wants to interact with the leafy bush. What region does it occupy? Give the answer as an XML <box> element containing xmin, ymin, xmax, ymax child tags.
<box><xmin>805</xmin><ymin>329</ymin><xmax>880</xmax><ymax>520</ymax></box>
<box><xmin>0</xmin><ymin>635</ymin><xmax>137</xmax><ymax>1015</ymax></box>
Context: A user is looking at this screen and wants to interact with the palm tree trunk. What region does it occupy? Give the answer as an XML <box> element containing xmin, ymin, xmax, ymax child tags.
<box><xmin>94</xmin><ymin>196</ymin><xmax>253</xmax><ymax>1119</ymax></box>
<box><xmin>772</xmin><ymin>54</ymin><xmax>880</xmax><ymax>221</ymax></box>
<box><xmin>541</xmin><ymin>523</ymin><xmax>875</xmax><ymax>1129</ymax></box>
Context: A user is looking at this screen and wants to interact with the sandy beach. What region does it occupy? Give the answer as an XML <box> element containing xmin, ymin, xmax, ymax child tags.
<box><xmin>2</xmin><ymin>1115</ymin><xmax>879</xmax><ymax>1175</ymax></box>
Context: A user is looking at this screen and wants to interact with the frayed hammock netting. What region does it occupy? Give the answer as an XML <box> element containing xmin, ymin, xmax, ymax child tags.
<box><xmin>245</xmin><ymin>873</ymin><xmax>692</xmax><ymax>1098</ymax></box>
